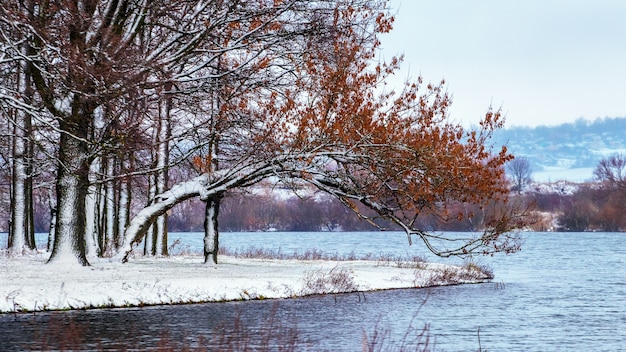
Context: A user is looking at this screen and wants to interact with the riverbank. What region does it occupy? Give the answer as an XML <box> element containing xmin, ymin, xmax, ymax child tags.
<box><xmin>0</xmin><ymin>252</ymin><xmax>491</xmax><ymax>313</ymax></box>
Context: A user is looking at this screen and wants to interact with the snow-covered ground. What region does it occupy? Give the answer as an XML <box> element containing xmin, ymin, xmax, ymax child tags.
<box><xmin>0</xmin><ymin>252</ymin><xmax>489</xmax><ymax>313</ymax></box>
<box><xmin>532</xmin><ymin>167</ymin><xmax>595</xmax><ymax>183</ymax></box>
<box><xmin>527</xmin><ymin>179</ymin><xmax>584</xmax><ymax>195</ymax></box>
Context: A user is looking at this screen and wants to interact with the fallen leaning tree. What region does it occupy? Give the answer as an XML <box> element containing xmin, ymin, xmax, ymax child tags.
<box><xmin>117</xmin><ymin>115</ymin><xmax>529</xmax><ymax>264</ymax></box>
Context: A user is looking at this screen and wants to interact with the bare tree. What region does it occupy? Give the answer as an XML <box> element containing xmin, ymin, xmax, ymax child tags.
<box><xmin>506</xmin><ymin>157</ymin><xmax>532</xmax><ymax>194</ymax></box>
<box><xmin>592</xmin><ymin>153</ymin><xmax>626</xmax><ymax>231</ymax></box>
<box><xmin>594</xmin><ymin>153</ymin><xmax>625</xmax><ymax>191</ymax></box>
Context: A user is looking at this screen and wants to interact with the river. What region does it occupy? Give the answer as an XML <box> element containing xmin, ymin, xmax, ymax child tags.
<box><xmin>1</xmin><ymin>231</ymin><xmax>625</xmax><ymax>351</ymax></box>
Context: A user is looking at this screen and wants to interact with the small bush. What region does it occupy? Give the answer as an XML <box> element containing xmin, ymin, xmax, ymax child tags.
<box><xmin>301</xmin><ymin>265</ymin><xmax>359</xmax><ymax>295</ymax></box>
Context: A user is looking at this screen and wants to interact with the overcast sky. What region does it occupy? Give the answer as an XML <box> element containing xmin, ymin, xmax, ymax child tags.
<box><xmin>380</xmin><ymin>0</ymin><xmax>626</xmax><ymax>127</ymax></box>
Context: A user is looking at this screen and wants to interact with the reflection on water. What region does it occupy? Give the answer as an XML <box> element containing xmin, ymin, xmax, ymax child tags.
<box><xmin>0</xmin><ymin>292</ymin><xmax>433</xmax><ymax>351</ymax></box>
<box><xmin>1</xmin><ymin>232</ymin><xmax>625</xmax><ymax>351</ymax></box>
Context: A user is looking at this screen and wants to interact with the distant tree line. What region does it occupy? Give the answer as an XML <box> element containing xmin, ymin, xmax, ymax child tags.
<box><xmin>4</xmin><ymin>154</ymin><xmax>622</xmax><ymax>235</ymax></box>
<box><xmin>1</xmin><ymin>185</ymin><xmax>517</xmax><ymax>234</ymax></box>
<box><xmin>523</xmin><ymin>154</ymin><xmax>626</xmax><ymax>232</ymax></box>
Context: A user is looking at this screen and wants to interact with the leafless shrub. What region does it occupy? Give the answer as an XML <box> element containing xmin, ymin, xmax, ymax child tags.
<box><xmin>168</xmin><ymin>239</ymin><xmax>196</xmax><ymax>256</ymax></box>
<box><xmin>301</xmin><ymin>265</ymin><xmax>359</xmax><ymax>295</ymax></box>
<box><xmin>463</xmin><ymin>261</ymin><xmax>494</xmax><ymax>280</ymax></box>
<box><xmin>221</xmin><ymin>247</ymin><xmax>286</xmax><ymax>259</ymax></box>
<box><xmin>418</xmin><ymin>262</ymin><xmax>493</xmax><ymax>287</ymax></box>
<box><xmin>420</xmin><ymin>267</ymin><xmax>462</xmax><ymax>287</ymax></box>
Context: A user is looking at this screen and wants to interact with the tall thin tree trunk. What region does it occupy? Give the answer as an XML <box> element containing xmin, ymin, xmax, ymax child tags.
<box><xmin>144</xmin><ymin>172</ymin><xmax>157</xmax><ymax>256</ymax></box>
<box><xmin>203</xmin><ymin>62</ymin><xmax>223</xmax><ymax>265</ymax></box>
<box><xmin>85</xmin><ymin>184</ymin><xmax>98</xmax><ymax>257</ymax></box>
<box><xmin>9</xmin><ymin>107</ymin><xmax>27</xmax><ymax>253</ymax></box>
<box><xmin>25</xmin><ymin>127</ymin><xmax>35</xmax><ymax>249</ymax></box>
<box><xmin>96</xmin><ymin>164</ymin><xmax>106</xmax><ymax>256</ymax></box>
<box><xmin>104</xmin><ymin>157</ymin><xmax>116</xmax><ymax>256</ymax></box>
<box><xmin>204</xmin><ymin>193</ymin><xmax>223</xmax><ymax>264</ymax></box>
<box><xmin>154</xmin><ymin>89</ymin><xmax>171</xmax><ymax>256</ymax></box>
<box><xmin>24</xmin><ymin>104</ymin><xmax>35</xmax><ymax>249</ymax></box>
<box><xmin>85</xmin><ymin>157</ymin><xmax>101</xmax><ymax>257</ymax></box>
<box><xmin>116</xmin><ymin>168</ymin><xmax>130</xmax><ymax>249</ymax></box>
<box><xmin>9</xmin><ymin>38</ymin><xmax>34</xmax><ymax>254</ymax></box>
<box><xmin>47</xmin><ymin>188</ymin><xmax>56</xmax><ymax>252</ymax></box>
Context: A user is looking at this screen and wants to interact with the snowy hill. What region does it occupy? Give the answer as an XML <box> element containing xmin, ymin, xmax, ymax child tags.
<box><xmin>492</xmin><ymin>117</ymin><xmax>626</xmax><ymax>182</ymax></box>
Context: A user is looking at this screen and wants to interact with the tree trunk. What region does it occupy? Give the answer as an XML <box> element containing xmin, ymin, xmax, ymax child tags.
<box><xmin>9</xmin><ymin>41</ymin><xmax>35</xmax><ymax>254</ymax></box>
<box><xmin>116</xmin><ymin>170</ymin><xmax>130</xmax><ymax>249</ymax></box>
<box><xmin>9</xmin><ymin>107</ymin><xmax>27</xmax><ymax>254</ymax></box>
<box><xmin>96</xmin><ymin>164</ymin><xmax>106</xmax><ymax>256</ymax></box>
<box><xmin>47</xmin><ymin>188</ymin><xmax>56</xmax><ymax>252</ymax></box>
<box><xmin>116</xmin><ymin>174</ymin><xmax>209</xmax><ymax>262</ymax></box>
<box><xmin>144</xmin><ymin>172</ymin><xmax>157</xmax><ymax>256</ymax></box>
<box><xmin>155</xmin><ymin>91</ymin><xmax>172</xmax><ymax>256</ymax></box>
<box><xmin>204</xmin><ymin>193</ymin><xmax>223</xmax><ymax>264</ymax></box>
<box><xmin>85</xmin><ymin>158</ymin><xmax>100</xmax><ymax>257</ymax></box>
<box><xmin>104</xmin><ymin>157</ymin><xmax>116</xmax><ymax>256</ymax></box>
<box><xmin>25</xmin><ymin>127</ymin><xmax>35</xmax><ymax>249</ymax></box>
<box><xmin>48</xmin><ymin>117</ymin><xmax>91</xmax><ymax>266</ymax></box>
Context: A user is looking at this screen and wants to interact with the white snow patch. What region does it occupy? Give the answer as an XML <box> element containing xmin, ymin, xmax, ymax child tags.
<box><xmin>0</xmin><ymin>252</ymin><xmax>489</xmax><ymax>313</ymax></box>
<box><xmin>532</xmin><ymin>168</ymin><xmax>595</xmax><ymax>183</ymax></box>
<box><xmin>590</xmin><ymin>147</ymin><xmax>626</xmax><ymax>156</ymax></box>
<box><xmin>527</xmin><ymin>180</ymin><xmax>582</xmax><ymax>195</ymax></box>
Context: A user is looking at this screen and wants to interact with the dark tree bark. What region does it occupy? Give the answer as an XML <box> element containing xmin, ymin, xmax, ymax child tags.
<box><xmin>48</xmin><ymin>115</ymin><xmax>91</xmax><ymax>265</ymax></box>
<box><xmin>204</xmin><ymin>193</ymin><xmax>223</xmax><ymax>264</ymax></box>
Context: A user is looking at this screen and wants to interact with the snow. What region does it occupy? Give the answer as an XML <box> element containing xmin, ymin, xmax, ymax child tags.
<box><xmin>532</xmin><ymin>167</ymin><xmax>595</xmax><ymax>183</ymax></box>
<box><xmin>527</xmin><ymin>180</ymin><xmax>583</xmax><ymax>195</ymax></box>
<box><xmin>0</xmin><ymin>252</ymin><xmax>489</xmax><ymax>313</ymax></box>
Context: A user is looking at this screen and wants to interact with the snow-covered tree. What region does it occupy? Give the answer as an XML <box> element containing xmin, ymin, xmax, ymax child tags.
<box><xmin>1</xmin><ymin>1</ymin><xmax>37</xmax><ymax>254</ymax></box>
<box><xmin>1</xmin><ymin>0</ymin><xmax>527</xmax><ymax>266</ymax></box>
<box><xmin>117</xmin><ymin>0</ymin><xmax>396</xmax><ymax>262</ymax></box>
<box><xmin>117</xmin><ymin>1</ymin><xmax>527</xmax><ymax>263</ymax></box>
<box><xmin>2</xmin><ymin>0</ymin><xmax>373</xmax><ymax>265</ymax></box>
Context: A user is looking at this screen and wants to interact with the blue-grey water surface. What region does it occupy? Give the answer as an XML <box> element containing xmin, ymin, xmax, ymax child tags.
<box><xmin>1</xmin><ymin>231</ymin><xmax>625</xmax><ymax>351</ymax></box>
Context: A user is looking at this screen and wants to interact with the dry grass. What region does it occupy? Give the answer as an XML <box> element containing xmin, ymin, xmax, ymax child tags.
<box><xmin>301</xmin><ymin>265</ymin><xmax>359</xmax><ymax>295</ymax></box>
<box><xmin>418</xmin><ymin>261</ymin><xmax>494</xmax><ymax>288</ymax></box>
<box><xmin>216</xmin><ymin>246</ymin><xmax>428</xmax><ymax>266</ymax></box>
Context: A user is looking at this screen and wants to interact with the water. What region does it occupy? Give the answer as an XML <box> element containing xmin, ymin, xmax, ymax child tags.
<box><xmin>1</xmin><ymin>231</ymin><xmax>625</xmax><ymax>351</ymax></box>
